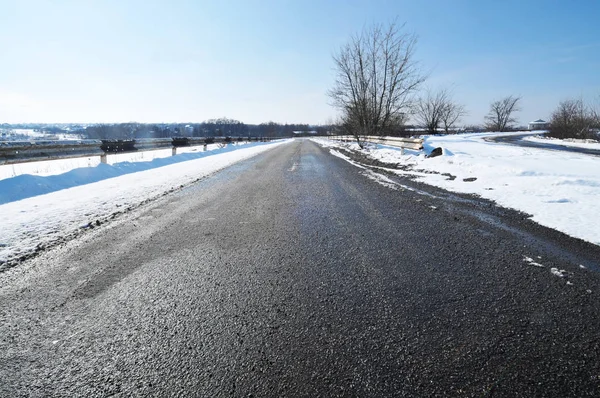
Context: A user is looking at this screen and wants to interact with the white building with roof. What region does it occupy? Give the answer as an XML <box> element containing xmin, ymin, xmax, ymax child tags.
<box><xmin>528</xmin><ymin>119</ymin><xmax>549</xmax><ymax>130</ymax></box>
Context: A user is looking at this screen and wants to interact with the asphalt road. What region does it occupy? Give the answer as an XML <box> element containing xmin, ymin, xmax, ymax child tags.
<box><xmin>1</xmin><ymin>139</ymin><xmax>600</xmax><ymax>397</ymax></box>
<box><xmin>487</xmin><ymin>133</ymin><xmax>600</xmax><ymax>156</ymax></box>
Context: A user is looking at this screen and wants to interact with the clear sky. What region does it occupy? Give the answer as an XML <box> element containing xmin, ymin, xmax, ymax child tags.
<box><xmin>1</xmin><ymin>0</ymin><xmax>599</xmax><ymax>126</ymax></box>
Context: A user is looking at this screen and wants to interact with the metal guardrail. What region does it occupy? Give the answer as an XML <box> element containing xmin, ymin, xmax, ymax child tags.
<box><xmin>329</xmin><ymin>135</ymin><xmax>424</xmax><ymax>150</ymax></box>
<box><xmin>0</xmin><ymin>136</ymin><xmax>272</xmax><ymax>165</ymax></box>
<box><xmin>0</xmin><ymin>140</ymin><xmax>104</xmax><ymax>165</ymax></box>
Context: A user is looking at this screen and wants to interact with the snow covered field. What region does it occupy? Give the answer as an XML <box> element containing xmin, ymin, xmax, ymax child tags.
<box><xmin>0</xmin><ymin>128</ymin><xmax>84</xmax><ymax>141</ymax></box>
<box><xmin>0</xmin><ymin>140</ymin><xmax>290</xmax><ymax>269</ymax></box>
<box><xmin>313</xmin><ymin>133</ymin><xmax>600</xmax><ymax>246</ymax></box>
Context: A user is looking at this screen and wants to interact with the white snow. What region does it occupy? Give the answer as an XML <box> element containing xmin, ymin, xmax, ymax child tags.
<box><xmin>523</xmin><ymin>256</ymin><xmax>544</xmax><ymax>267</ymax></box>
<box><xmin>313</xmin><ymin>133</ymin><xmax>600</xmax><ymax>246</ymax></box>
<box><xmin>0</xmin><ymin>140</ymin><xmax>290</xmax><ymax>266</ymax></box>
<box><xmin>550</xmin><ymin>268</ymin><xmax>569</xmax><ymax>278</ymax></box>
<box><xmin>360</xmin><ymin>170</ymin><xmax>400</xmax><ymax>191</ymax></box>
<box><xmin>1</xmin><ymin>156</ymin><xmax>102</xmax><ymax>179</ymax></box>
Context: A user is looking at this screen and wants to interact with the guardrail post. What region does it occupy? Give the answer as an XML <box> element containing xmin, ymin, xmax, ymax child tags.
<box><xmin>100</xmin><ymin>153</ymin><xmax>107</xmax><ymax>164</ymax></box>
<box><xmin>172</xmin><ymin>147</ymin><xmax>177</xmax><ymax>156</ymax></box>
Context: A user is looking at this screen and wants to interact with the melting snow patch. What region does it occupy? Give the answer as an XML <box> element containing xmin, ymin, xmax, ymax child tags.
<box><xmin>523</xmin><ymin>256</ymin><xmax>544</xmax><ymax>267</ymax></box>
<box><xmin>360</xmin><ymin>171</ymin><xmax>399</xmax><ymax>190</ymax></box>
<box><xmin>329</xmin><ymin>149</ymin><xmax>351</xmax><ymax>161</ymax></box>
<box><xmin>550</xmin><ymin>268</ymin><xmax>568</xmax><ymax>278</ymax></box>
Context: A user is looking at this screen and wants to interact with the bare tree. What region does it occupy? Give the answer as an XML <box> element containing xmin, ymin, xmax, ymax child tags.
<box><xmin>484</xmin><ymin>95</ymin><xmax>522</xmax><ymax>132</ymax></box>
<box><xmin>441</xmin><ymin>101</ymin><xmax>467</xmax><ymax>134</ymax></box>
<box><xmin>414</xmin><ymin>88</ymin><xmax>467</xmax><ymax>134</ymax></box>
<box><xmin>414</xmin><ymin>89</ymin><xmax>449</xmax><ymax>134</ymax></box>
<box><xmin>328</xmin><ymin>21</ymin><xmax>425</xmax><ymax>147</ymax></box>
<box><xmin>548</xmin><ymin>98</ymin><xmax>597</xmax><ymax>139</ymax></box>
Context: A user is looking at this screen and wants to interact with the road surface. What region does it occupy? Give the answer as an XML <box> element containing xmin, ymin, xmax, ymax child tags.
<box><xmin>1</xmin><ymin>139</ymin><xmax>600</xmax><ymax>397</ymax></box>
<box><xmin>487</xmin><ymin>133</ymin><xmax>600</xmax><ymax>156</ymax></box>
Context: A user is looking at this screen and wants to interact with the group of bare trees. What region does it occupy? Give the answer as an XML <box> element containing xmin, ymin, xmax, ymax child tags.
<box><xmin>548</xmin><ymin>98</ymin><xmax>599</xmax><ymax>139</ymax></box>
<box><xmin>415</xmin><ymin>92</ymin><xmax>524</xmax><ymax>134</ymax></box>
<box><xmin>484</xmin><ymin>95</ymin><xmax>522</xmax><ymax>132</ymax></box>
<box><xmin>328</xmin><ymin>21</ymin><xmax>530</xmax><ymax>141</ymax></box>
<box><xmin>327</xmin><ymin>21</ymin><xmax>487</xmax><ymax>141</ymax></box>
<box><xmin>414</xmin><ymin>89</ymin><xmax>468</xmax><ymax>134</ymax></box>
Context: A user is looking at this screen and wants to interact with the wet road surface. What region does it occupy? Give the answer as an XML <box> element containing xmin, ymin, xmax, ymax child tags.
<box><xmin>487</xmin><ymin>133</ymin><xmax>600</xmax><ymax>156</ymax></box>
<box><xmin>1</xmin><ymin>139</ymin><xmax>600</xmax><ymax>397</ymax></box>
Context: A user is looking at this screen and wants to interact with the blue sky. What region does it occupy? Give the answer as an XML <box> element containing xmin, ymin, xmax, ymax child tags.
<box><xmin>1</xmin><ymin>0</ymin><xmax>599</xmax><ymax>125</ymax></box>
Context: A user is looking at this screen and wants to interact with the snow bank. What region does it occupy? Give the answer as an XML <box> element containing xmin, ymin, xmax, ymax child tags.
<box><xmin>0</xmin><ymin>143</ymin><xmax>229</xmax><ymax>180</ymax></box>
<box><xmin>0</xmin><ymin>143</ymin><xmax>260</xmax><ymax>204</ymax></box>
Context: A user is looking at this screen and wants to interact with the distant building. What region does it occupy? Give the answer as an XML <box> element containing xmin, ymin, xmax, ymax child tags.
<box><xmin>528</xmin><ymin>119</ymin><xmax>549</xmax><ymax>130</ymax></box>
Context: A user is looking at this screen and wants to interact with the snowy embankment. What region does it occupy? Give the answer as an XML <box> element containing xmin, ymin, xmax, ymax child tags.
<box><xmin>0</xmin><ymin>140</ymin><xmax>290</xmax><ymax>269</ymax></box>
<box><xmin>313</xmin><ymin>133</ymin><xmax>600</xmax><ymax>246</ymax></box>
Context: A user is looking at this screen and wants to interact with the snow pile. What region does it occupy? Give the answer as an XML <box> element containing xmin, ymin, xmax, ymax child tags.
<box><xmin>314</xmin><ymin>134</ymin><xmax>600</xmax><ymax>246</ymax></box>
<box><xmin>550</xmin><ymin>267</ymin><xmax>569</xmax><ymax>278</ymax></box>
<box><xmin>0</xmin><ymin>140</ymin><xmax>290</xmax><ymax>267</ymax></box>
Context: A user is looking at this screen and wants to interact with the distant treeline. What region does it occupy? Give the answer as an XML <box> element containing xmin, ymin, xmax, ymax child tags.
<box><xmin>1</xmin><ymin>120</ymin><xmax>333</xmax><ymax>140</ymax></box>
<box><xmin>83</xmin><ymin>119</ymin><xmax>332</xmax><ymax>140</ymax></box>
